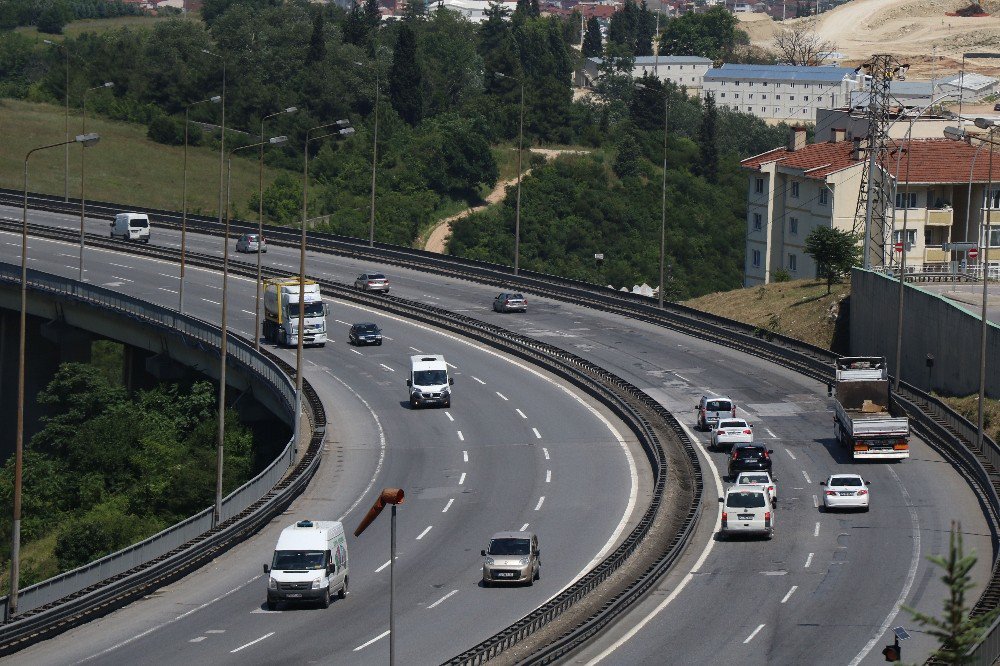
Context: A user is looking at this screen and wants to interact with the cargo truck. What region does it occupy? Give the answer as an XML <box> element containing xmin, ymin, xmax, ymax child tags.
<box><xmin>262</xmin><ymin>278</ymin><xmax>328</xmax><ymax>347</ymax></box>
<box><xmin>830</xmin><ymin>356</ymin><xmax>909</xmax><ymax>460</ymax></box>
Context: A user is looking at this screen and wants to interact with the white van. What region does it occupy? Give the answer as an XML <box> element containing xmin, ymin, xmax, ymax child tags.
<box><xmin>719</xmin><ymin>485</ymin><xmax>774</xmax><ymax>540</ymax></box>
<box><xmin>407</xmin><ymin>354</ymin><xmax>453</xmax><ymax>408</ymax></box>
<box><xmin>264</xmin><ymin>520</ymin><xmax>349</xmax><ymax>609</ymax></box>
<box><xmin>110</xmin><ymin>212</ymin><xmax>151</xmax><ymax>243</ymax></box>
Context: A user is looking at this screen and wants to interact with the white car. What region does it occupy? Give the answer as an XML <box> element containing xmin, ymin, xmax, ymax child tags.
<box><xmin>710</xmin><ymin>418</ymin><xmax>753</xmax><ymax>451</ymax></box>
<box><xmin>821</xmin><ymin>474</ymin><xmax>870</xmax><ymax>512</ymax></box>
<box><xmin>734</xmin><ymin>471</ymin><xmax>777</xmax><ymax>506</ymax></box>
<box><xmin>236</xmin><ymin>232</ymin><xmax>267</xmax><ymax>253</ymax></box>
<box><xmin>719</xmin><ymin>484</ymin><xmax>774</xmax><ymax>540</ymax></box>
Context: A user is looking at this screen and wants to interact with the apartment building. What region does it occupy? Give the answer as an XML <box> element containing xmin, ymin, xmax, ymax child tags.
<box><xmin>703</xmin><ymin>64</ymin><xmax>859</xmax><ymax>123</ymax></box>
<box><xmin>581</xmin><ymin>56</ymin><xmax>713</xmax><ymax>92</ymax></box>
<box><xmin>741</xmin><ymin>127</ymin><xmax>1000</xmax><ymax>286</ymax></box>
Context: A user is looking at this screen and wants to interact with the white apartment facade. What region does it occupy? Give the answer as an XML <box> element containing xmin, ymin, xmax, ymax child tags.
<box><xmin>581</xmin><ymin>56</ymin><xmax>713</xmax><ymax>92</ymax></box>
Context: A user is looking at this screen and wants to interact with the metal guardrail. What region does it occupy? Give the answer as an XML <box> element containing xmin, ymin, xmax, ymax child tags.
<box><xmin>0</xmin><ymin>265</ymin><xmax>322</xmax><ymax>655</ymax></box>
<box><xmin>6</xmin><ymin>193</ymin><xmax>1000</xmax><ymax>662</ymax></box>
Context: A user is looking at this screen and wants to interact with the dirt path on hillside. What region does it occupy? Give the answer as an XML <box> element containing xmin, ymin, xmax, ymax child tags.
<box><xmin>422</xmin><ymin>148</ymin><xmax>590</xmax><ymax>254</ymax></box>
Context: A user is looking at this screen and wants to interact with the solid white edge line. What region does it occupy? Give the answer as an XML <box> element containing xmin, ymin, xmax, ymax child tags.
<box><xmin>781</xmin><ymin>586</ymin><xmax>798</xmax><ymax>604</ymax></box>
<box><xmin>416</xmin><ymin>526</ymin><xmax>433</xmax><ymax>540</ymax></box>
<box><xmin>743</xmin><ymin>624</ymin><xmax>765</xmax><ymax>644</ymax></box>
<box><xmin>586</xmin><ymin>419</ymin><xmax>722</xmax><ymax>665</ymax></box>
<box><xmin>230</xmin><ymin>632</ymin><xmax>275</xmax><ymax>653</ymax></box>
<box><xmin>847</xmin><ymin>466</ymin><xmax>921</xmax><ymax>666</ymax></box>
<box><xmin>427</xmin><ymin>589</ymin><xmax>459</xmax><ymax>609</ymax></box>
<box><xmin>442</xmin><ymin>499</ymin><xmax>454</xmax><ymax>512</ymax></box>
<box><xmin>354</xmin><ymin>630</ymin><xmax>391</xmax><ymax>651</ymax></box>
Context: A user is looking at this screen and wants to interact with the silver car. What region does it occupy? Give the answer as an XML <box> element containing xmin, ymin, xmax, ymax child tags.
<box><xmin>492</xmin><ymin>292</ymin><xmax>527</xmax><ymax>313</ymax></box>
<box><xmin>354</xmin><ymin>272</ymin><xmax>390</xmax><ymax>293</ymax></box>
<box><xmin>236</xmin><ymin>232</ymin><xmax>267</xmax><ymax>253</ymax></box>
<box><xmin>482</xmin><ymin>531</ymin><xmax>540</xmax><ymax>586</ymax></box>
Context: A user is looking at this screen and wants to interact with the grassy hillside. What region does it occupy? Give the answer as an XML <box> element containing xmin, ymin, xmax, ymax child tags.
<box><xmin>683</xmin><ymin>276</ymin><xmax>1000</xmax><ymax>443</ymax></box>
<box><xmin>0</xmin><ymin>99</ymin><xmax>294</xmax><ymax>221</ymax></box>
<box><xmin>15</xmin><ymin>14</ymin><xmax>192</xmax><ymax>41</ymax></box>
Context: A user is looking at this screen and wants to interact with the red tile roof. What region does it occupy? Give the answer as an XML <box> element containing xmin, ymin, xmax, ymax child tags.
<box><xmin>742</xmin><ymin>137</ymin><xmax>1000</xmax><ymax>184</ymax></box>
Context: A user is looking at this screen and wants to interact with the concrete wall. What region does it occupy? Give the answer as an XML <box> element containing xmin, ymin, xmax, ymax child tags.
<box><xmin>850</xmin><ymin>268</ymin><xmax>1000</xmax><ymax>397</ymax></box>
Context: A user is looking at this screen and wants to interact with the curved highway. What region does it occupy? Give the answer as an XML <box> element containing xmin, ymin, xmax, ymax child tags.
<box><xmin>1</xmin><ymin>204</ymin><xmax>995</xmax><ymax>664</ymax></box>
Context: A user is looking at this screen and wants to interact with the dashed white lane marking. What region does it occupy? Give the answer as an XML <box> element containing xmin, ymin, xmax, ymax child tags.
<box><xmin>496</xmin><ymin>392</ymin><xmax>509</xmax><ymax>401</ymax></box>
<box><xmin>427</xmin><ymin>590</ymin><xmax>459</xmax><ymax>609</ymax></box>
<box><xmin>812</xmin><ymin>495</ymin><xmax>819</xmax><ymax>508</ymax></box>
<box><xmin>240</xmin><ymin>309</ymin><xmax>255</xmax><ymax>316</ymax></box>
<box><xmin>442</xmin><ymin>499</ymin><xmax>454</xmax><ymax>512</ymax></box>
<box><xmin>813</xmin><ymin>522</ymin><xmax>820</xmax><ymax>537</ymax></box>
<box><xmin>445</xmin><ymin>362</ymin><xmax>457</xmax><ymax>369</ymax></box>
<box><xmin>111</xmin><ymin>275</ymin><xmax>133</xmax><ymax>282</ymax></box>
<box><xmin>459</xmin><ymin>472</ymin><xmax>466</xmax><ymax>485</ymax></box>
<box><xmin>374</xmin><ymin>560</ymin><xmax>392</xmax><ymax>573</ymax></box>
<box><xmin>805</xmin><ymin>553</ymin><xmax>814</xmax><ymax>568</ymax></box>
<box><xmin>848</xmin><ymin>466</ymin><xmax>922</xmax><ymax>666</ymax></box>
<box><xmin>520</xmin><ymin>523</ymin><xmax>530</xmax><ymax>531</ymax></box>
<box><xmin>189</xmin><ymin>637</ymin><xmax>206</xmax><ymax>643</ymax></box>
<box><xmin>532</xmin><ymin>427</ymin><xmax>541</xmax><ymax>439</ymax></box>
<box><xmin>543</xmin><ymin>447</ymin><xmax>550</xmax><ymax>460</ymax></box>
<box><xmin>463</xmin><ymin>450</ymin><xmax>468</xmax><ymax>462</ymax></box>
<box><xmin>335</xmin><ymin>319</ymin><xmax>350</xmax><ymax>325</ymax></box>
<box><xmin>157</xmin><ymin>287</ymin><xmax>178</xmax><ymax>294</ymax></box>
<box><xmin>416</xmin><ymin>526</ymin><xmax>432</xmax><ymax>540</ymax></box>
<box><xmin>409</xmin><ymin>347</ymin><xmax>423</xmax><ymax>353</ymax></box>
<box><xmin>108</xmin><ymin>262</ymin><xmax>132</xmax><ymax>269</ymax></box>
<box><xmin>785</xmin><ymin>449</ymin><xmax>796</xmax><ymax>460</ymax></box>
<box><xmin>457</xmin><ymin>431</ymin><xmax>464</xmax><ymax>441</ymax></box>
<box><xmin>801</xmin><ymin>470</ymin><xmax>811</xmax><ymax>484</ymax></box>
<box><xmin>206</xmin><ymin>630</ymin><xmax>225</xmax><ymax>634</ymax></box>
<box><xmin>534</xmin><ymin>496</ymin><xmax>545</xmax><ymax>511</ymax></box>
<box><xmin>674</xmin><ymin>373</ymin><xmax>690</xmax><ymax>382</ymax></box>
<box><xmin>202</xmin><ymin>298</ymin><xmax>220</xmax><ymax>305</ymax></box>
<box><xmin>546</xmin><ymin>470</ymin><xmax>551</xmax><ymax>483</ymax></box>
<box><xmin>472</xmin><ymin>376</ymin><xmax>486</xmax><ymax>385</ymax></box>
<box><xmin>766</xmin><ymin>428</ymin><xmax>778</xmax><ymax>438</ymax></box>
<box><xmin>379</xmin><ymin>363</ymin><xmax>394</xmax><ymax>372</ymax></box>
<box><xmin>445</xmin><ymin>412</ymin><xmax>454</xmax><ymax>422</ymax></box>
<box><xmin>230</xmin><ymin>632</ymin><xmax>275</xmax><ymax>653</ymax></box>
<box><xmin>781</xmin><ymin>586</ymin><xmax>798</xmax><ymax>604</ymax></box>
<box><xmin>354</xmin><ymin>630</ymin><xmax>390</xmax><ymax>651</ymax></box>
<box><xmin>156</xmin><ymin>272</ymin><xmax>177</xmax><ymax>279</ymax></box>
<box><xmin>743</xmin><ymin>624</ymin><xmax>765</xmax><ymax>644</ymax></box>
<box><xmin>516</xmin><ymin>409</ymin><xmax>527</xmax><ymax>419</ymax></box>
<box><xmin>351</xmin><ymin>349</ymin><xmax>362</xmax><ymax>356</ymax></box>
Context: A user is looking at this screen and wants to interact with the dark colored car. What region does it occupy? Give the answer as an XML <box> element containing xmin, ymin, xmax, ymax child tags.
<box><xmin>994</xmin><ymin>102</ymin><xmax>1000</xmax><ymax>112</ymax></box>
<box><xmin>728</xmin><ymin>443</ymin><xmax>773</xmax><ymax>479</ymax></box>
<box><xmin>493</xmin><ymin>292</ymin><xmax>527</xmax><ymax>313</ymax></box>
<box><xmin>349</xmin><ymin>322</ymin><xmax>383</xmax><ymax>346</ymax></box>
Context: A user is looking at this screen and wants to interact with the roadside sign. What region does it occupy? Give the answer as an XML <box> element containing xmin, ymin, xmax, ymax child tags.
<box><xmin>969</xmin><ymin>247</ymin><xmax>980</xmax><ymax>259</ymax></box>
<box><xmin>894</xmin><ymin>242</ymin><xmax>904</xmax><ymax>253</ymax></box>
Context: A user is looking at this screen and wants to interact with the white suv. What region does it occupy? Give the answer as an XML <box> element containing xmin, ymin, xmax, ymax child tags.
<box><xmin>720</xmin><ymin>484</ymin><xmax>774</xmax><ymax>540</ymax></box>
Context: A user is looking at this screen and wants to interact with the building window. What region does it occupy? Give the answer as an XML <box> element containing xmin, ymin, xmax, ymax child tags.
<box><xmin>734</xmin><ymin>93</ymin><xmax>740</xmax><ymax>99</ymax></box>
<box><xmin>748</xmin><ymin>93</ymin><xmax>754</xmax><ymax>99</ymax></box>
<box><xmin>988</xmin><ymin>227</ymin><xmax>1000</xmax><ymax>247</ymax></box>
<box><xmin>819</xmin><ymin>188</ymin><xmax>829</xmax><ymax>205</ymax></box>
<box><xmin>762</xmin><ymin>94</ymin><xmax>767</xmax><ymax>100</ymax></box>
<box><xmin>755</xmin><ymin>177</ymin><xmax>764</xmax><ymax>194</ymax></box>
<box><xmin>762</xmin><ymin>107</ymin><xmax>766</xmax><ymax>112</ymax></box>
<box><xmin>735</xmin><ymin>81</ymin><xmax>740</xmax><ymax>86</ymax></box>
<box><xmin>789</xmin><ymin>217</ymin><xmax>799</xmax><ymax>234</ymax></box>
<box><xmin>776</xmin><ymin>94</ymin><xmax>781</xmax><ymax>99</ymax></box>
<box><xmin>790</xmin><ymin>83</ymin><xmax>795</xmax><ymax>88</ymax></box>
<box><xmin>752</xmin><ymin>213</ymin><xmax>762</xmax><ymax>231</ymax></box>
<box><xmin>790</xmin><ymin>95</ymin><xmax>795</xmax><ymax>101</ymax></box>
<box><xmin>892</xmin><ymin>229</ymin><xmax>917</xmax><ymax>247</ymax></box>
<box><xmin>788</xmin><ymin>254</ymin><xmax>797</xmax><ymax>272</ymax></box>
<box><xmin>721</xmin><ymin>92</ymin><xmax>726</xmax><ymax>98</ymax></box>
<box><xmin>791</xmin><ymin>181</ymin><xmax>800</xmax><ymax>198</ymax></box>
<box><xmin>752</xmin><ymin>249</ymin><xmax>761</xmax><ymax>267</ymax></box>
<box><xmin>895</xmin><ymin>192</ymin><xmax>917</xmax><ymax>208</ymax></box>
<box><xmin>804</xmin><ymin>95</ymin><xmax>810</xmax><ymax>101</ymax></box>
<box><xmin>985</xmin><ymin>188</ymin><xmax>1000</xmax><ymax>209</ymax></box>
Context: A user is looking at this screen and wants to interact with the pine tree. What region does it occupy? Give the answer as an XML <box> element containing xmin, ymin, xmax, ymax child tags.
<box><xmin>343</xmin><ymin>2</ymin><xmax>366</xmax><ymax>46</ymax></box>
<box><xmin>697</xmin><ymin>92</ymin><xmax>718</xmax><ymax>183</ymax></box>
<box><xmin>583</xmin><ymin>16</ymin><xmax>603</xmax><ymax>58</ymax></box>
<box><xmin>402</xmin><ymin>0</ymin><xmax>426</xmax><ymax>22</ymax></box>
<box><xmin>389</xmin><ymin>23</ymin><xmax>423</xmax><ymax>125</ymax></box>
<box><xmin>307</xmin><ymin>11</ymin><xmax>326</xmax><ymax>64</ymax></box>
<box><xmin>635</xmin><ymin>1</ymin><xmax>655</xmax><ymax>57</ymax></box>
<box><xmin>529</xmin><ymin>0</ymin><xmax>540</xmax><ymax>18</ymax></box>
<box><xmin>608</xmin><ymin>0</ymin><xmax>639</xmax><ymax>55</ymax></box>
<box><xmin>905</xmin><ymin>523</ymin><xmax>1000</xmax><ymax>664</ymax></box>
<box><xmin>363</xmin><ymin>0</ymin><xmax>381</xmax><ymax>37</ymax></box>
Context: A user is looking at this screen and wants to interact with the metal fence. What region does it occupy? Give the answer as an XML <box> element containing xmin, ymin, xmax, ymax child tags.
<box><xmin>0</xmin><ymin>265</ymin><xmax>296</xmax><ymax>618</ymax></box>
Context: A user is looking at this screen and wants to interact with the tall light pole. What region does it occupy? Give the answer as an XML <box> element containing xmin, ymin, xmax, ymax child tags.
<box><xmin>255</xmin><ymin>106</ymin><xmax>297</xmax><ymax>350</ymax></box>
<box><xmin>297</xmin><ymin>121</ymin><xmax>353</xmax><ymax>451</ymax></box>
<box><xmin>202</xmin><ymin>49</ymin><xmax>227</xmax><ymax>249</ymax></box>
<box><xmin>43</xmin><ymin>40</ymin><xmax>70</xmax><ymax>202</ymax></box>
<box><xmin>496</xmin><ymin>72</ymin><xmax>525</xmax><ymax>275</ymax></box>
<box><xmin>79</xmin><ymin>81</ymin><xmax>113</xmax><ymax>281</ymax></box>
<box><xmin>974</xmin><ymin>117</ymin><xmax>998</xmax><ymax>453</ymax></box>
<box><xmin>214</xmin><ymin>135</ymin><xmax>289</xmax><ymax>527</ymax></box>
<box><xmin>355</xmin><ymin>58</ymin><xmax>382</xmax><ymax>248</ymax></box>
<box><xmin>180</xmin><ymin>95</ymin><xmax>222</xmax><ymax>312</ymax></box>
<box><xmin>8</xmin><ymin>133</ymin><xmax>101</xmax><ymax>622</ymax></box>
<box><xmin>636</xmin><ymin>81</ymin><xmax>670</xmax><ymax>308</ymax></box>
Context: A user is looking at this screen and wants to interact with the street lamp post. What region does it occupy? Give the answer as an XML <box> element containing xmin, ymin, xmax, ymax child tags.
<box><xmin>496</xmin><ymin>72</ymin><xmax>525</xmax><ymax>275</ymax></box>
<box><xmin>43</xmin><ymin>40</ymin><xmax>70</xmax><ymax>202</ymax></box>
<box><xmin>214</xmin><ymin>135</ymin><xmax>289</xmax><ymax>527</ymax></box>
<box><xmin>180</xmin><ymin>95</ymin><xmax>222</xmax><ymax>312</ymax></box>
<box><xmin>296</xmin><ymin>121</ymin><xmax>354</xmax><ymax>451</ymax></box>
<box><xmin>79</xmin><ymin>81</ymin><xmax>113</xmax><ymax>281</ymax></box>
<box><xmin>974</xmin><ymin>118</ymin><xmax>998</xmax><ymax>453</ymax></box>
<box><xmin>8</xmin><ymin>133</ymin><xmax>101</xmax><ymax>623</ymax></box>
<box><xmin>635</xmin><ymin>81</ymin><xmax>670</xmax><ymax>308</ymax></box>
<box><xmin>202</xmin><ymin>49</ymin><xmax>227</xmax><ymax>254</ymax></box>
<box><xmin>353</xmin><ymin>55</ymin><xmax>383</xmax><ymax>248</ymax></box>
<box><xmin>255</xmin><ymin>106</ymin><xmax>297</xmax><ymax>349</ymax></box>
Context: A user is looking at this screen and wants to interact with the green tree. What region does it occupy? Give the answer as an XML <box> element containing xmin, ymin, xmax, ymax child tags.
<box><xmin>583</xmin><ymin>16</ymin><xmax>602</xmax><ymax>58</ymax></box>
<box><xmin>343</xmin><ymin>1</ymin><xmax>367</xmax><ymax>46</ymax></box>
<box><xmin>905</xmin><ymin>524</ymin><xmax>1000</xmax><ymax>664</ymax></box>
<box><xmin>659</xmin><ymin>6</ymin><xmax>744</xmax><ymax>59</ymax></box>
<box><xmin>635</xmin><ymin>1</ymin><xmax>655</xmax><ymax>57</ymax></box>
<box><xmin>697</xmin><ymin>93</ymin><xmax>718</xmax><ymax>183</ymax></box>
<box><xmin>363</xmin><ymin>0</ymin><xmax>381</xmax><ymax>36</ymax></box>
<box><xmin>389</xmin><ymin>22</ymin><xmax>423</xmax><ymax>125</ymax></box>
<box><xmin>803</xmin><ymin>226</ymin><xmax>862</xmax><ymax>293</ymax></box>
<box><xmin>36</xmin><ymin>0</ymin><xmax>73</xmax><ymax>35</ymax></box>
<box><xmin>613</xmin><ymin>129</ymin><xmax>641</xmax><ymax>179</ymax></box>
<box><xmin>307</xmin><ymin>10</ymin><xmax>326</xmax><ymax>64</ymax></box>
<box><xmin>402</xmin><ymin>0</ymin><xmax>426</xmax><ymax>22</ymax></box>
<box><xmin>607</xmin><ymin>0</ymin><xmax>639</xmax><ymax>55</ymax></box>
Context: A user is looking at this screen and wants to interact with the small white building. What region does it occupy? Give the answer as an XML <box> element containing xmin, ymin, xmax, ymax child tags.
<box><xmin>581</xmin><ymin>55</ymin><xmax>713</xmax><ymax>92</ymax></box>
<box><xmin>939</xmin><ymin>72</ymin><xmax>1000</xmax><ymax>104</ymax></box>
<box><xmin>435</xmin><ymin>0</ymin><xmax>517</xmax><ymax>22</ymax></box>
<box><xmin>703</xmin><ymin>63</ymin><xmax>860</xmax><ymax>123</ymax></box>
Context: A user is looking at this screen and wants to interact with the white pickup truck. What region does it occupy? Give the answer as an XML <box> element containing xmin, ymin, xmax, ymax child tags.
<box><xmin>831</xmin><ymin>356</ymin><xmax>909</xmax><ymax>460</ymax></box>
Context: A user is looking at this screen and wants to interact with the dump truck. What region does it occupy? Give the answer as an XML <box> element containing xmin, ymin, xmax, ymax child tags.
<box><xmin>831</xmin><ymin>356</ymin><xmax>909</xmax><ymax>460</ymax></box>
<box><xmin>262</xmin><ymin>278</ymin><xmax>328</xmax><ymax>347</ymax></box>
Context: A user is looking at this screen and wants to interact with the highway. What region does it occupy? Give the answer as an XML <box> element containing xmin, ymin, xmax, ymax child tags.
<box><xmin>1</xmin><ymin>204</ymin><xmax>995</xmax><ymax>664</ymax></box>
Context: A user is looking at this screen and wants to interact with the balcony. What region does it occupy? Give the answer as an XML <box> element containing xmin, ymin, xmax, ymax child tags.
<box><xmin>924</xmin><ymin>246</ymin><xmax>949</xmax><ymax>263</ymax></box>
<box><xmin>926</xmin><ymin>208</ymin><xmax>953</xmax><ymax>226</ymax></box>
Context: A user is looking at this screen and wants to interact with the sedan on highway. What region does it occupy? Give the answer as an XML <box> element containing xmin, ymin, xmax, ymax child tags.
<box><xmin>821</xmin><ymin>474</ymin><xmax>870</xmax><ymax>512</ymax></box>
<box><xmin>710</xmin><ymin>418</ymin><xmax>753</xmax><ymax>451</ymax></box>
<box><xmin>354</xmin><ymin>272</ymin><xmax>390</xmax><ymax>293</ymax></box>
<box><xmin>493</xmin><ymin>292</ymin><xmax>527</xmax><ymax>313</ymax></box>
<box><xmin>734</xmin><ymin>471</ymin><xmax>777</xmax><ymax>506</ymax></box>
<box><xmin>348</xmin><ymin>322</ymin><xmax>383</xmax><ymax>346</ymax></box>
<box><xmin>236</xmin><ymin>232</ymin><xmax>267</xmax><ymax>253</ymax></box>
<box><xmin>728</xmin><ymin>443</ymin><xmax>773</xmax><ymax>480</ymax></box>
